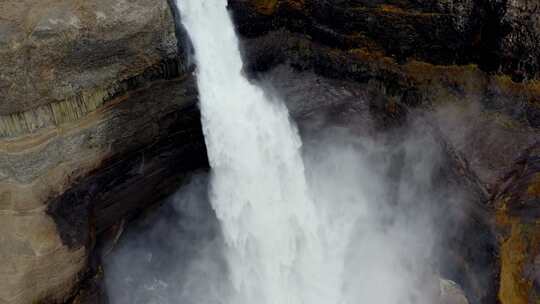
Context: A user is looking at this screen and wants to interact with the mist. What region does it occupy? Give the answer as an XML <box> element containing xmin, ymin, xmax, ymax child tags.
<box><xmin>104</xmin><ymin>174</ymin><xmax>230</xmax><ymax>304</ymax></box>
<box><xmin>104</xmin><ymin>118</ymin><xmax>471</xmax><ymax>303</ymax></box>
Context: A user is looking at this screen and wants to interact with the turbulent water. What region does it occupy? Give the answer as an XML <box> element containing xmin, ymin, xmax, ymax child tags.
<box><xmin>176</xmin><ymin>1</ymin><xmax>347</xmax><ymax>303</ymax></box>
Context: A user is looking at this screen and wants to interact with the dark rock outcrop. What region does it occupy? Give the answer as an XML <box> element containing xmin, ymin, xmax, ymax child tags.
<box><xmin>227</xmin><ymin>1</ymin><xmax>539</xmax><ymax>303</ymax></box>
<box><xmin>229</xmin><ymin>0</ymin><xmax>540</xmax><ymax>81</ymax></box>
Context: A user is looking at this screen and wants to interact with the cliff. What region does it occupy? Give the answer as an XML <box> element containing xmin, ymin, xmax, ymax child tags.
<box><xmin>0</xmin><ymin>1</ymin><xmax>206</xmax><ymax>303</ymax></box>
<box><xmin>227</xmin><ymin>0</ymin><xmax>539</xmax><ymax>302</ymax></box>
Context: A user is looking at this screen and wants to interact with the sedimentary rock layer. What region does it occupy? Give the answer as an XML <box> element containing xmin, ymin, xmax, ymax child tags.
<box><xmin>0</xmin><ymin>1</ymin><xmax>208</xmax><ymax>303</ymax></box>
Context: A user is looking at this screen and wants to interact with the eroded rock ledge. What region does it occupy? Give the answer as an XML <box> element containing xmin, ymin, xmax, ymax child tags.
<box><xmin>229</xmin><ymin>0</ymin><xmax>540</xmax><ymax>81</ymax></box>
<box><xmin>0</xmin><ymin>58</ymin><xmax>183</xmax><ymax>138</ymax></box>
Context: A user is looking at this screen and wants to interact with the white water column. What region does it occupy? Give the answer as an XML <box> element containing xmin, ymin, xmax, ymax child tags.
<box><xmin>175</xmin><ymin>1</ymin><xmax>346</xmax><ymax>304</ymax></box>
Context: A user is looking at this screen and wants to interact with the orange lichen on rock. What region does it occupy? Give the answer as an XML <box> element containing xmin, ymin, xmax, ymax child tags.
<box><xmin>404</xmin><ymin>61</ymin><xmax>482</xmax><ymax>84</ymax></box>
<box><xmin>252</xmin><ymin>0</ymin><xmax>279</xmax><ymax>15</ymax></box>
<box><xmin>251</xmin><ymin>0</ymin><xmax>303</xmax><ymax>15</ymax></box>
<box><xmin>348</xmin><ymin>48</ymin><xmax>396</xmax><ymax>66</ymax></box>
<box><xmin>346</xmin><ymin>47</ymin><xmax>540</xmax><ymax>110</ymax></box>
<box><xmin>527</xmin><ymin>173</ymin><xmax>540</xmax><ymax>198</ymax></box>
<box><xmin>379</xmin><ymin>4</ymin><xmax>407</xmax><ymax>14</ymax></box>
<box><xmin>498</xmin><ymin>217</ymin><xmax>533</xmax><ymax>304</ymax></box>
<box><xmin>493</xmin><ymin>75</ymin><xmax>540</xmax><ymax>102</ymax></box>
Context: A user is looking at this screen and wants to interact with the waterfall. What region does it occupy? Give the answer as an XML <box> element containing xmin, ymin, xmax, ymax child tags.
<box><xmin>175</xmin><ymin>1</ymin><xmax>345</xmax><ymax>303</ymax></box>
<box><xmin>105</xmin><ymin>2</ymin><xmax>440</xmax><ymax>303</ymax></box>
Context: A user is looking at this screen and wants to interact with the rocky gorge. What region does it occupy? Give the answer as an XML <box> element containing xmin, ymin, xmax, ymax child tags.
<box><xmin>0</xmin><ymin>0</ymin><xmax>538</xmax><ymax>303</ymax></box>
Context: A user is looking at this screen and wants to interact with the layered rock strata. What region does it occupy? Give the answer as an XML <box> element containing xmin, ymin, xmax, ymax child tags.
<box><xmin>0</xmin><ymin>1</ymin><xmax>207</xmax><ymax>303</ymax></box>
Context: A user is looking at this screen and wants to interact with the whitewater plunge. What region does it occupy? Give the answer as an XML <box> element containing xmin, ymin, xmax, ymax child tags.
<box><xmin>103</xmin><ymin>1</ymin><xmax>447</xmax><ymax>303</ymax></box>
<box><xmin>176</xmin><ymin>1</ymin><xmax>347</xmax><ymax>303</ymax></box>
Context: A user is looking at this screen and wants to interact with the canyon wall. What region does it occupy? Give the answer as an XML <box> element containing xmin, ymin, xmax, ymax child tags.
<box><xmin>0</xmin><ymin>0</ymin><xmax>538</xmax><ymax>303</ymax></box>
<box><xmin>0</xmin><ymin>1</ymin><xmax>207</xmax><ymax>303</ymax></box>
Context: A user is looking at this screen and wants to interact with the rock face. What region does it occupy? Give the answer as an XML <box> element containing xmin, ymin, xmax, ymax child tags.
<box><xmin>227</xmin><ymin>1</ymin><xmax>539</xmax><ymax>303</ymax></box>
<box><xmin>0</xmin><ymin>1</ymin><xmax>207</xmax><ymax>303</ymax></box>
<box><xmin>497</xmin><ymin>0</ymin><xmax>540</xmax><ymax>81</ymax></box>
<box><xmin>492</xmin><ymin>143</ymin><xmax>540</xmax><ymax>304</ymax></box>
<box><xmin>0</xmin><ymin>0</ymin><xmax>175</xmax><ymax>114</ymax></box>
<box><xmin>229</xmin><ymin>0</ymin><xmax>540</xmax><ymax>80</ymax></box>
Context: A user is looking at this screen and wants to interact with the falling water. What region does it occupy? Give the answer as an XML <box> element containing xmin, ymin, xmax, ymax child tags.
<box><xmin>175</xmin><ymin>1</ymin><xmax>346</xmax><ymax>303</ymax></box>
